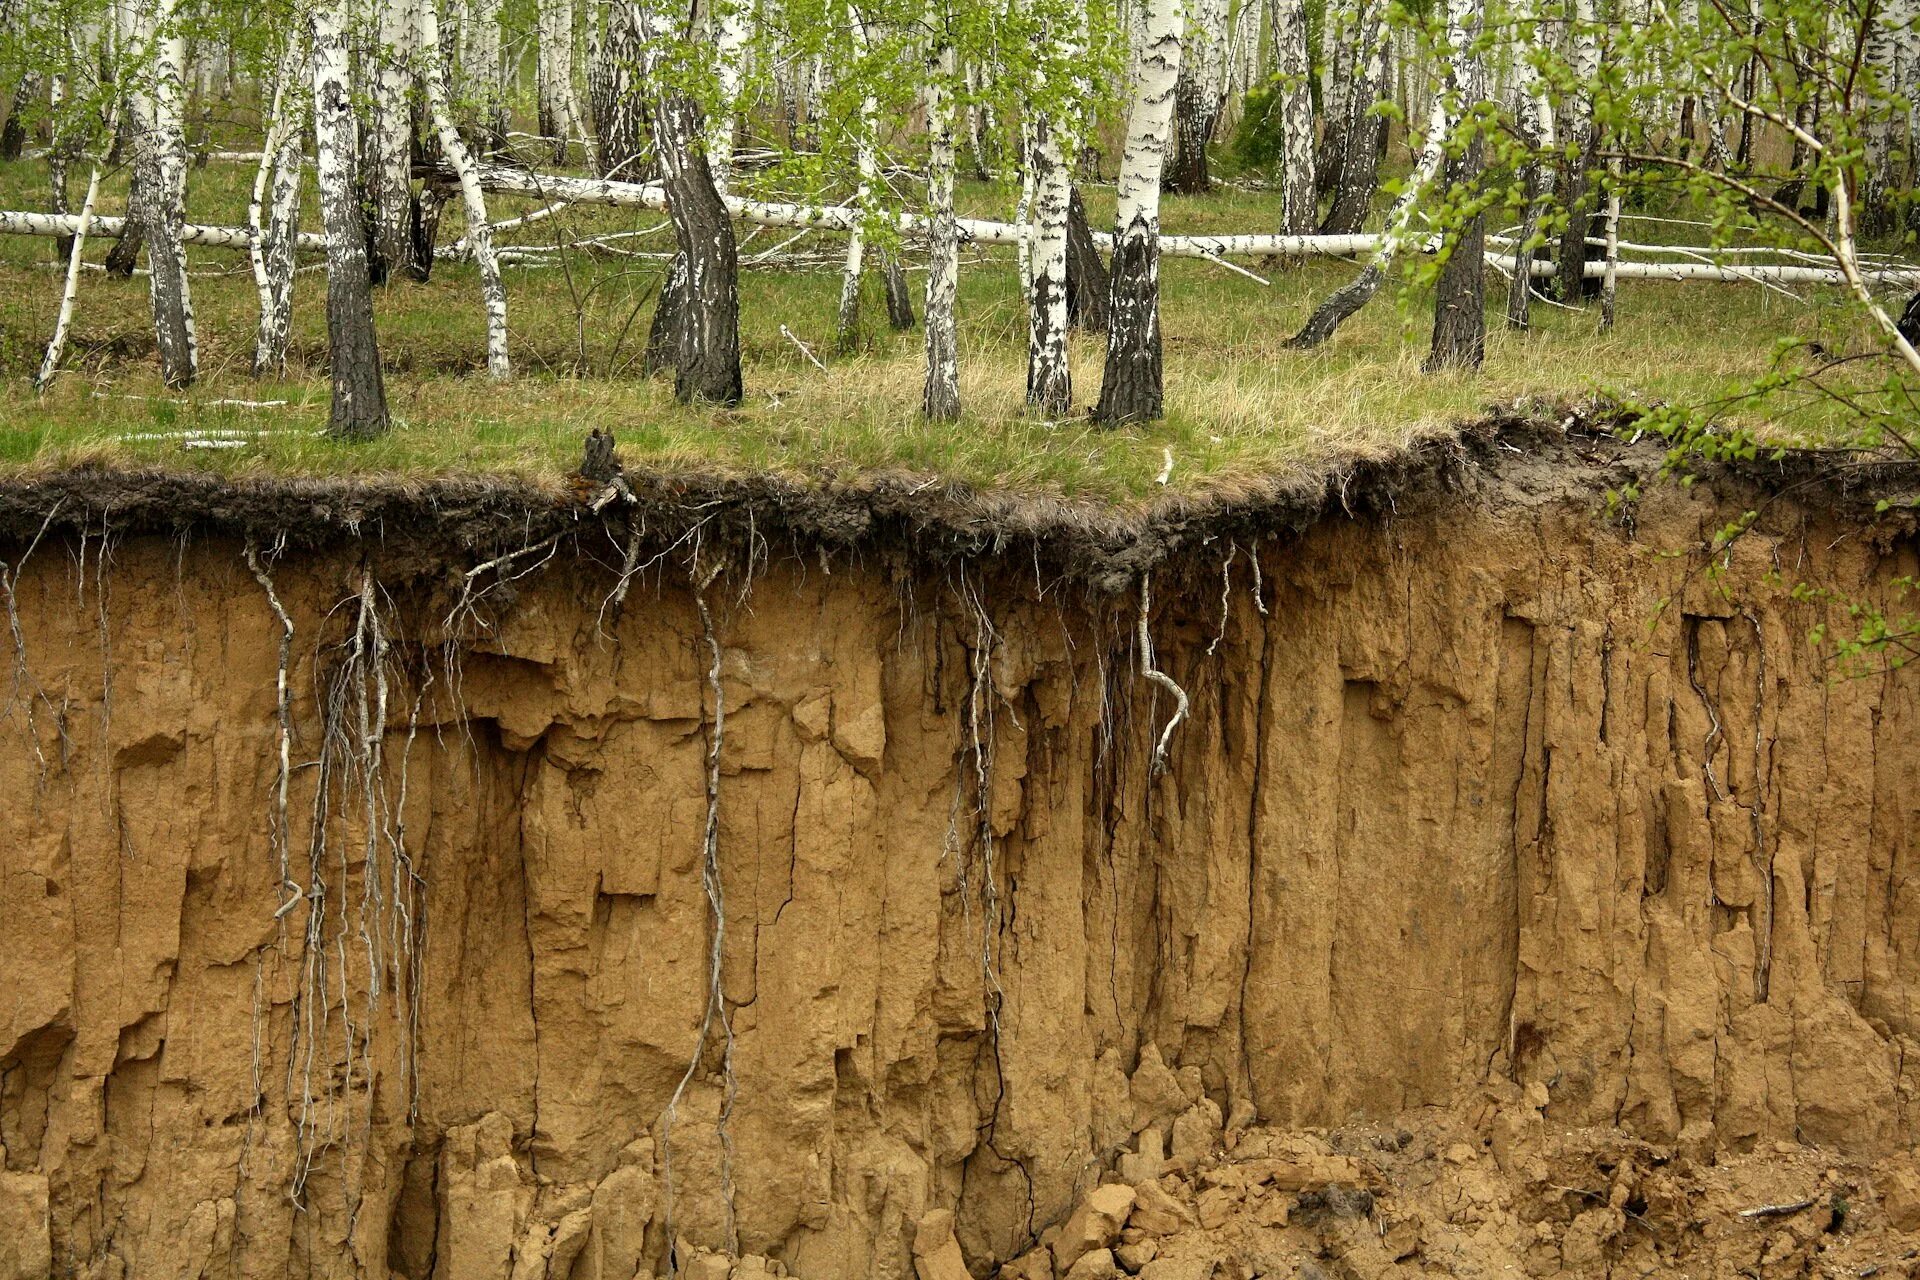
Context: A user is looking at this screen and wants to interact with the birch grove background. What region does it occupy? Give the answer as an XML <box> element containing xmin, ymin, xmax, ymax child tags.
<box><xmin>1</xmin><ymin>0</ymin><xmax>1918</xmax><ymax>447</ymax></box>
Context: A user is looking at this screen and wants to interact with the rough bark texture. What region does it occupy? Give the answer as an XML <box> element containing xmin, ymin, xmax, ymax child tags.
<box><xmin>1065</xmin><ymin>185</ymin><xmax>1109</xmax><ymax>333</ymax></box>
<box><xmin>880</xmin><ymin>248</ymin><xmax>915</xmax><ymax>331</ymax></box>
<box><xmin>654</xmin><ymin>92</ymin><xmax>742</xmax><ymax>406</ymax></box>
<box><xmin>3</xmin><ymin>459</ymin><xmax>1919</xmax><ymax>1280</ymax></box>
<box><xmin>369</xmin><ymin>0</ymin><xmax>417</xmax><ymax>284</ymax></box>
<box><xmin>1424</xmin><ymin>147</ymin><xmax>1485</xmax><ymax>371</ymax></box>
<box><xmin>1096</xmin><ymin>0</ymin><xmax>1183</xmax><ymax>424</ymax></box>
<box><xmin>922</xmin><ymin>41</ymin><xmax>961</xmax><ymax>423</ymax></box>
<box><xmin>589</xmin><ymin>0</ymin><xmax>650</xmax><ymax>179</ymax></box>
<box><xmin>1318</xmin><ymin>15</ymin><xmax>1387</xmax><ymax>236</ymax></box>
<box><xmin>251</xmin><ymin>36</ymin><xmax>306</xmax><ymax>376</ymax></box>
<box><xmin>644</xmin><ymin>250</ymin><xmax>688</xmax><ymax>376</ymax></box>
<box><xmin>139</xmin><ymin>0</ymin><xmax>196</xmax><ymax>390</ymax></box>
<box><xmin>313</xmin><ymin>0</ymin><xmax>390</xmax><ymax>438</ymax></box>
<box><xmin>1271</xmin><ymin>0</ymin><xmax>1316</xmax><ymax>234</ymax></box>
<box><xmin>1027</xmin><ymin>116</ymin><xmax>1072</xmax><ymax>416</ymax></box>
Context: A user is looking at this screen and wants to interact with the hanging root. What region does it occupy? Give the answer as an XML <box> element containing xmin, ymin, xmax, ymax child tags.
<box><xmin>0</xmin><ymin>500</ymin><xmax>70</xmax><ymax>776</ymax></box>
<box><xmin>1137</xmin><ymin>572</ymin><xmax>1189</xmax><ymax>778</ymax></box>
<box><xmin>286</xmin><ymin>570</ymin><xmax>423</xmax><ymax>1217</ymax></box>
<box><xmin>1207</xmin><ymin>543</ymin><xmax>1236</xmax><ymax>657</ymax></box>
<box><xmin>661</xmin><ymin>556</ymin><xmax>739</xmax><ymax>1270</ymax></box>
<box><xmin>245</xmin><ymin>537</ymin><xmax>301</xmax><ymax>913</ymax></box>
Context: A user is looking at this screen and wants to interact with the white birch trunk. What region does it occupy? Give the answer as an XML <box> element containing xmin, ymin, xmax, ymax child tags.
<box><xmin>537</xmin><ymin>0</ymin><xmax>582</xmax><ymax>161</ymax></box>
<box><xmin>250</xmin><ymin>32</ymin><xmax>306</xmax><ymax>375</ymax></box>
<box><xmin>420</xmin><ymin>0</ymin><xmax>509</xmax><ymax>377</ymax></box>
<box><xmin>923</xmin><ymin>36</ymin><xmax>960</xmax><ymax>422</ymax></box>
<box><xmin>836</xmin><ymin>3</ymin><xmax>877</xmax><ymax>350</ymax></box>
<box><xmin>1272</xmin><ymin>0</ymin><xmax>1314</xmax><ymax>233</ymax></box>
<box><xmin>1095</xmin><ymin>0</ymin><xmax>1183</xmax><ymax>422</ymax></box>
<box><xmin>371</xmin><ymin>0</ymin><xmax>417</xmax><ymax>278</ymax></box>
<box><xmin>706</xmin><ymin>0</ymin><xmax>750</xmax><ymax>192</ymax></box>
<box><xmin>36</xmin><ymin>109</ymin><xmax>112</xmax><ymax>393</ymax></box>
<box><xmin>467</xmin><ymin>0</ymin><xmax>505</xmax><ymax>144</ymax></box>
<box><xmin>313</xmin><ymin>0</ymin><xmax>390</xmax><ymax>436</ymax></box>
<box><xmin>142</xmin><ymin>0</ymin><xmax>196</xmax><ymax>387</ymax></box>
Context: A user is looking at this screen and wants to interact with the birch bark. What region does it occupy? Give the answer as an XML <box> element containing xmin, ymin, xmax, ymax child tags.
<box><xmin>1271</xmin><ymin>0</ymin><xmax>1315</xmax><ymax>233</ymax></box>
<box><xmin>1285</xmin><ymin>20</ymin><xmax>1450</xmax><ymax>347</ymax></box>
<box><xmin>1094</xmin><ymin>0</ymin><xmax>1183</xmax><ymax>423</ymax></box>
<box><xmin>836</xmin><ymin>3</ymin><xmax>878</xmax><ymax>351</ymax></box>
<box><xmin>141</xmin><ymin>0</ymin><xmax>195</xmax><ymax>388</ymax></box>
<box><xmin>1554</xmin><ymin>0</ymin><xmax>1601</xmax><ymax>305</ymax></box>
<box><xmin>370</xmin><ymin>0</ymin><xmax>417</xmax><ymax>281</ymax></box>
<box><xmin>1424</xmin><ymin>0</ymin><xmax>1487</xmax><ymax>371</ymax></box>
<box><xmin>250</xmin><ymin>32</ymin><xmax>307</xmax><ymax>374</ymax></box>
<box><xmin>923</xmin><ymin>35</ymin><xmax>961</xmax><ymax>421</ymax></box>
<box><xmin>420</xmin><ymin>0</ymin><xmax>509</xmax><ymax>377</ymax></box>
<box><xmin>1165</xmin><ymin>0</ymin><xmax>1219</xmax><ymax>193</ymax></box>
<box><xmin>313</xmin><ymin>0</ymin><xmax>391</xmax><ymax>437</ymax></box>
<box><xmin>1505</xmin><ymin>0</ymin><xmax>1556</xmax><ymax>327</ymax></box>
<box><xmin>537</xmin><ymin>0</ymin><xmax>583</xmax><ymax>162</ymax></box>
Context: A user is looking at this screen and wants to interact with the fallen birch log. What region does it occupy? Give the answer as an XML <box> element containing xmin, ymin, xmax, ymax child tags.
<box><xmin>0</xmin><ymin>210</ymin><xmax>326</xmax><ymax>252</ymax></box>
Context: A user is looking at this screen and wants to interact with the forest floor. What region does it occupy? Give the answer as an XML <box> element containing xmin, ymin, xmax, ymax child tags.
<box><xmin>0</xmin><ymin>140</ymin><xmax>1899</xmax><ymax>501</ymax></box>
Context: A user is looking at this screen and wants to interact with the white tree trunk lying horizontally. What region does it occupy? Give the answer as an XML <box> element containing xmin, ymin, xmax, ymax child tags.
<box><xmin>2</xmin><ymin>201</ymin><xmax>1917</xmax><ymax>287</ymax></box>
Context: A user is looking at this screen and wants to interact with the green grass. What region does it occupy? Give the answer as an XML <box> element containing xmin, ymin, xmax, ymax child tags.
<box><xmin>0</xmin><ymin>139</ymin><xmax>1887</xmax><ymax>504</ymax></box>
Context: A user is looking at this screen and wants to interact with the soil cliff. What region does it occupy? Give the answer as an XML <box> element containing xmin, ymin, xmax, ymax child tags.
<box><xmin>1</xmin><ymin>425</ymin><xmax>1917</xmax><ymax>1279</ymax></box>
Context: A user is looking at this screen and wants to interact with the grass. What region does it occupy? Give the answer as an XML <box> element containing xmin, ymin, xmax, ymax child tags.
<box><xmin>0</xmin><ymin>135</ymin><xmax>1891</xmax><ymax>504</ymax></box>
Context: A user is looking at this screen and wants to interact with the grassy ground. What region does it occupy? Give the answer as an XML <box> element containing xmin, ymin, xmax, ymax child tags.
<box><xmin>0</xmin><ymin>136</ymin><xmax>1890</xmax><ymax>502</ymax></box>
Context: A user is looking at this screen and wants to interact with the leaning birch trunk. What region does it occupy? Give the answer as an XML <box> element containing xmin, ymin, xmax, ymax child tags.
<box><xmin>922</xmin><ymin>36</ymin><xmax>961</xmax><ymax>422</ymax></box>
<box><xmin>1504</xmin><ymin>0</ymin><xmax>1555</xmax><ymax>328</ymax></box>
<box><xmin>420</xmin><ymin>0</ymin><xmax>508</xmax><ymax>377</ymax></box>
<box><xmin>1272</xmin><ymin>0</ymin><xmax>1315</xmax><ymax>234</ymax></box>
<box><xmin>1285</xmin><ymin>41</ymin><xmax>1450</xmax><ymax>348</ymax></box>
<box><xmin>1094</xmin><ymin>0</ymin><xmax>1183</xmax><ymax>424</ymax></box>
<box><xmin>141</xmin><ymin>0</ymin><xmax>196</xmax><ymax>388</ymax></box>
<box><xmin>1554</xmin><ymin>0</ymin><xmax>1600</xmax><ymax>305</ymax></box>
<box><xmin>312</xmin><ymin>0</ymin><xmax>391</xmax><ymax>438</ymax></box>
<box><xmin>250</xmin><ymin>32</ymin><xmax>306</xmax><ymax>375</ymax></box>
<box><xmin>705</xmin><ymin>0</ymin><xmax>749</xmax><ymax>192</ymax></box>
<box><xmin>370</xmin><ymin>0</ymin><xmax>417</xmax><ymax>283</ymax></box>
<box><xmin>1424</xmin><ymin>0</ymin><xmax>1487</xmax><ymax>371</ymax></box>
<box><xmin>836</xmin><ymin>3</ymin><xmax>878</xmax><ymax>351</ymax></box>
<box><xmin>36</xmin><ymin>106</ymin><xmax>113</xmax><ymax>392</ymax></box>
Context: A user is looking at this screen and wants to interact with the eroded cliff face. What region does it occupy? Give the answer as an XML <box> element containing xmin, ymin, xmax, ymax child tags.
<box><xmin>0</xmin><ymin>460</ymin><xmax>1916</xmax><ymax>1280</ymax></box>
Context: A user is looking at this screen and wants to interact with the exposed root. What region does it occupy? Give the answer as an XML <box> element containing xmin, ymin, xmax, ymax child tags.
<box><xmin>1208</xmin><ymin>543</ymin><xmax>1236</xmax><ymax>657</ymax></box>
<box><xmin>661</xmin><ymin>557</ymin><xmax>739</xmax><ymax>1270</ymax></box>
<box><xmin>0</xmin><ymin>499</ymin><xmax>70</xmax><ymax>777</ymax></box>
<box><xmin>1137</xmin><ymin>572</ymin><xmax>1190</xmax><ymax>777</ymax></box>
<box><xmin>245</xmin><ymin>537</ymin><xmax>301</xmax><ymax>913</ymax></box>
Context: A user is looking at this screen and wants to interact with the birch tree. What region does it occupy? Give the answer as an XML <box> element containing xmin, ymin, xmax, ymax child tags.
<box><xmin>836</xmin><ymin>2</ymin><xmax>880</xmax><ymax>351</ymax></box>
<box><xmin>312</xmin><ymin>0</ymin><xmax>391</xmax><ymax>437</ymax></box>
<box><xmin>368</xmin><ymin>0</ymin><xmax>418</xmax><ymax>282</ymax></box>
<box><xmin>537</xmin><ymin>0</ymin><xmax>583</xmax><ymax>161</ymax></box>
<box><xmin>1270</xmin><ymin>0</ymin><xmax>1314</xmax><ymax>233</ymax></box>
<box><xmin>1094</xmin><ymin>0</ymin><xmax>1182</xmax><ymax>423</ymax></box>
<box><xmin>705</xmin><ymin>0</ymin><xmax>751</xmax><ymax>191</ymax></box>
<box><xmin>420</xmin><ymin>0</ymin><xmax>509</xmax><ymax>377</ymax></box>
<box><xmin>1284</xmin><ymin>5</ymin><xmax>1454</xmax><ymax>348</ymax></box>
<box><xmin>923</xmin><ymin>32</ymin><xmax>961</xmax><ymax>421</ymax></box>
<box><xmin>250</xmin><ymin>29</ymin><xmax>307</xmax><ymax>374</ymax></box>
<box><xmin>1319</xmin><ymin>4</ymin><xmax>1388</xmax><ymax>234</ymax></box>
<box><xmin>1424</xmin><ymin>0</ymin><xmax>1488</xmax><ymax>371</ymax></box>
<box><xmin>1554</xmin><ymin>0</ymin><xmax>1602</xmax><ymax>305</ymax></box>
<box><xmin>1025</xmin><ymin>0</ymin><xmax>1091</xmax><ymax>416</ymax></box>
<box><xmin>1165</xmin><ymin>0</ymin><xmax>1221</xmax><ymax>193</ymax></box>
<box><xmin>1504</xmin><ymin>0</ymin><xmax>1555</xmax><ymax>328</ymax></box>
<box><xmin>138</xmin><ymin>0</ymin><xmax>195</xmax><ymax>388</ymax></box>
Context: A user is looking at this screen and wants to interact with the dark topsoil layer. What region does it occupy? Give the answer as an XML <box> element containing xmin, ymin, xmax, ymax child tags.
<box><xmin>3</xmin><ymin>402</ymin><xmax>1917</xmax><ymax>593</ymax></box>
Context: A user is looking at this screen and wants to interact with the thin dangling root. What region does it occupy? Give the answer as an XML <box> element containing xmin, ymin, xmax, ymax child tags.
<box><xmin>661</xmin><ymin>556</ymin><xmax>739</xmax><ymax>1270</ymax></box>
<box><xmin>1</xmin><ymin>501</ymin><xmax>72</xmax><ymax>777</ymax></box>
<box><xmin>1137</xmin><ymin>571</ymin><xmax>1189</xmax><ymax>778</ymax></box>
<box><xmin>245</xmin><ymin>537</ymin><xmax>301</xmax><ymax>913</ymax></box>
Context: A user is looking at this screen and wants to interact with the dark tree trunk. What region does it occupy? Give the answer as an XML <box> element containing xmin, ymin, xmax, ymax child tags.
<box><xmin>653</xmin><ymin>92</ymin><xmax>742</xmax><ymax>405</ymax></box>
<box><xmin>1317</xmin><ymin>116</ymin><xmax>1348</xmax><ymax>202</ymax></box>
<box><xmin>1164</xmin><ymin>74</ymin><xmax>1213</xmax><ymax>195</ymax></box>
<box><xmin>879</xmin><ymin>249</ymin><xmax>915</xmax><ymax>330</ymax></box>
<box><xmin>1733</xmin><ymin>45</ymin><xmax>1759</xmax><ymax>169</ymax></box>
<box><xmin>1425</xmin><ymin>135</ymin><xmax>1486</xmax><ymax>372</ymax></box>
<box><xmin>1065</xmin><ymin>185</ymin><xmax>1109</xmax><ymax>333</ymax></box>
<box><xmin>644</xmin><ymin>253</ymin><xmax>687</xmax><ymax>376</ymax></box>
<box><xmin>1321</xmin><ymin>111</ymin><xmax>1387</xmax><ymax>236</ymax></box>
<box><xmin>1093</xmin><ymin>228</ymin><xmax>1162</xmax><ymax>424</ymax></box>
<box><xmin>590</xmin><ymin>2</ymin><xmax>655</xmax><ymax>181</ymax></box>
<box><xmin>1285</xmin><ymin>264</ymin><xmax>1383</xmax><ymax>349</ymax></box>
<box><xmin>105</xmin><ymin>166</ymin><xmax>147</xmax><ymax>276</ymax></box>
<box><xmin>1555</xmin><ymin>126</ymin><xmax>1598</xmax><ymax>305</ymax></box>
<box><xmin>0</xmin><ymin>75</ymin><xmax>31</xmax><ymax>161</ymax></box>
<box><xmin>406</xmin><ymin>187</ymin><xmax>442</xmax><ymax>282</ymax></box>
